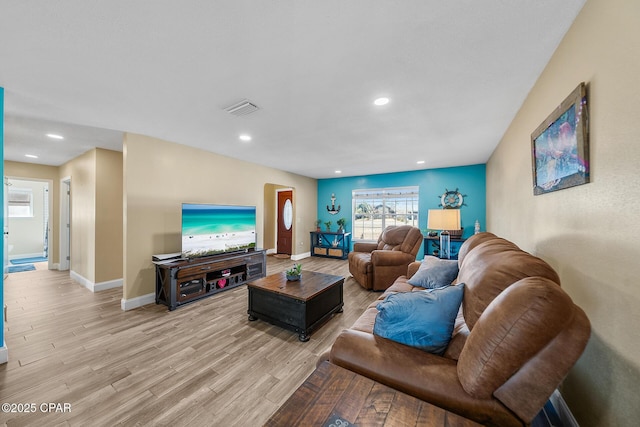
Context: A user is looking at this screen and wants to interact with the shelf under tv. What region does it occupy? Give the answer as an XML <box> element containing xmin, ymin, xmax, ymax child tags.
<box><xmin>155</xmin><ymin>249</ymin><xmax>266</xmax><ymax>310</ymax></box>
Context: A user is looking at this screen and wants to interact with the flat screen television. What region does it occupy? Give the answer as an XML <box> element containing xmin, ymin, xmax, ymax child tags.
<box><xmin>181</xmin><ymin>203</ymin><xmax>257</xmax><ymax>259</ymax></box>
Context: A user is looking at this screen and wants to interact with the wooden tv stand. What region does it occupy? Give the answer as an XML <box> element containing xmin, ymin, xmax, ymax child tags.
<box><xmin>155</xmin><ymin>249</ymin><xmax>266</xmax><ymax>310</ymax></box>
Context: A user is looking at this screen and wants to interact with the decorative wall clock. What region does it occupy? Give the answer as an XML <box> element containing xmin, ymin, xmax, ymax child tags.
<box><xmin>438</xmin><ymin>188</ymin><xmax>467</xmax><ymax>209</ymax></box>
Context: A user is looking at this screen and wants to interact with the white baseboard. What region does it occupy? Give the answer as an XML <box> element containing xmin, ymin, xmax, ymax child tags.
<box><xmin>266</xmin><ymin>248</ymin><xmax>277</xmax><ymax>255</ymax></box>
<box><xmin>0</xmin><ymin>341</ymin><xmax>8</xmax><ymax>364</ymax></box>
<box><xmin>121</xmin><ymin>293</ymin><xmax>155</xmax><ymax>311</ymax></box>
<box><xmin>550</xmin><ymin>389</ymin><xmax>579</xmax><ymax>427</ymax></box>
<box><xmin>70</xmin><ymin>270</ymin><xmax>123</xmax><ymax>293</ymax></box>
<box><xmin>53</xmin><ymin>263</ymin><xmax>60</xmax><ymax>270</ymax></box>
<box><xmin>291</xmin><ymin>252</ymin><xmax>310</xmax><ymax>261</ymax></box>
<box><xmin>94</xmin><ymin>278</ymin><xmax>123</xmax><ymax>292</ymax></box>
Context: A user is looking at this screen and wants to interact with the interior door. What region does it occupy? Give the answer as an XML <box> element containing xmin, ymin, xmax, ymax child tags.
<box><xmin>277</xmin><ymin>190</ymin><xmax>293</xmax><ymax>255</ymax></box>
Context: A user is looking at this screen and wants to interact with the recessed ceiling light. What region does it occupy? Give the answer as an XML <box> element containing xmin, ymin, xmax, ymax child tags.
<box><xmin>25</xmin><ymin>154</ymin><xmax>39</xmax><ymax>159</ymax></box>
<box><xmin>46</xmin><ymin>133</ymin><xmax>64</xmax><ymax>140</ymax></box>
<box><xmin>239</xmin><ymin>134</ymin><xmax>252</xmax><ymax>142</ymax></box>
<box><xmin>335</xmin><ymin>170</ymin><xmax>342</xmax><ymax>174</ymax></box>
<box><xmin>374</xmin><ymin>97</ymin><xmax>390</xmax><ymax>106</ymax></box>
<box><xmin>417</xmin><ymin>160</ymin><xmax>425</xmax><ymax>164</ymax></box>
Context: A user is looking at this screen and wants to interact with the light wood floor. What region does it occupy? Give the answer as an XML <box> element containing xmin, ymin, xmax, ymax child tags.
<box><xmin>1</xmin><ymin>255</ymin><xmax>380</xmax><ymax>426</ymax></box>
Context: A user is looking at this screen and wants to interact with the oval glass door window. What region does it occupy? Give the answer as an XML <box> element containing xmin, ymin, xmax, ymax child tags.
<box><xmin>283</xmin><ymin>199</ymin><xmax>293</xmax><ymax>230</ymax></box>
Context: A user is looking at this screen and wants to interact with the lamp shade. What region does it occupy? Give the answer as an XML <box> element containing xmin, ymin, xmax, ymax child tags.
<box><xmin>427</xmin><ymin>209</ymin><xmax>461</xmax><ymax>231</ymax></box>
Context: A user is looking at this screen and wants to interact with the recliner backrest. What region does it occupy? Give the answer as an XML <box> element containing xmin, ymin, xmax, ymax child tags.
<box><xmin>456</xmin><ymin>237</ymin><xmax>561</xmax><ymax>330</ymax></box>
<box><xmin>376</xmin><ymin>225</ymin><xmax>423</xmax><ymax>255</ymax></box>
<box><xmin>456</xmin><ymin>277</ymin><xmax>590</xmax><ymax>423</ymax></box>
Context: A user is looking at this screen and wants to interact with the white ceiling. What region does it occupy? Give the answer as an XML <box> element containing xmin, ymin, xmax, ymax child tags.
<box><xmin>0</xmin><ymin>1</ymin><xmax>585</xmax><ymax>179</ymax></box>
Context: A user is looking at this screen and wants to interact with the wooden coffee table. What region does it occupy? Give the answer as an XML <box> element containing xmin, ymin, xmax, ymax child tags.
<box><xmin>247</xmin><ymin>270</ymin><xmax>344</xmax><ymax>342</ymax></box>
<box><xmin>266</xmin><ymin>361</ymin><xmax>482</xmax><ymax>426</ymax></box>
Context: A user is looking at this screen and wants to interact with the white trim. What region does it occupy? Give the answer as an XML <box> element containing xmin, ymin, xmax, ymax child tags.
<box><xmin>550</xmin><ymin>389</ymin><xmax>579</xmax><ymax>427</ymax></box>
<box><xmin>291</xmin><ymin>252</ymin><xmax>310</xmax><ymax>261</ymax></box>
<box><xmin>0</xmin><ymin>341</ymin><xmax>8</xmax><ymax>364</ymax></box>
<box><xmin>266</xmin><ymin>248</ymin><xmax>277</xmax><ymax>255</ymax></box>
<box><xmin>121</xmin><ymin>293</ymin><xmax>155</xmax><ymax>311</ymax></box>
<box><xmin>69</xmin><ymin>270</ymin><xmax>123</xmax><ymax>292</ymax></box>
<box><xmin>53</xmin><ymin>263</ymin><xmax>60</xmax><ymax>270</ymax></box>
<box><xmin>94</xmin><ymin>278</ymin><xmax>123</xmax><ymax>292</ymax></box>
<box><xmin>70</xmin><ymin>270</ymin><xmax>90</xmax><ymax>289</ymax></box>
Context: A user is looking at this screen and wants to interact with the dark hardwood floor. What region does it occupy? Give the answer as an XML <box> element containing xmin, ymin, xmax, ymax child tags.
<box><xmin>0</xmin><ymin>255</ymin><xmax>379</xmax><ymax>426</ymax></box>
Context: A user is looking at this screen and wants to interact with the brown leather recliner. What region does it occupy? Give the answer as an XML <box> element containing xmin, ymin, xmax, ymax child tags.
<box><xmin>348</xmin><ymin>225</ymin><xmax>423</xmax><ymax>291</ymax></box>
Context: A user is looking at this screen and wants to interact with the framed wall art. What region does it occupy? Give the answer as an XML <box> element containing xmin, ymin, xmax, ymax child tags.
<box><xmin>531</xmin><ymin>82</ymin><xmax>589</xmax><ymax>195</ymax></box>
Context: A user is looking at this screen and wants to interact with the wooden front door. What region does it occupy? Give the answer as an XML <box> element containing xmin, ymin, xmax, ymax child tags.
<box><xmin>277</xmin><ymin>190</ymin><xmax>293</xmax><ymax>255</ymax></box>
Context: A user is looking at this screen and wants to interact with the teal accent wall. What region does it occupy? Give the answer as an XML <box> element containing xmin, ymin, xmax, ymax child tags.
<box><xmin>317</xmin><ymin>164</ymin><xmax>486</xmax><ymax>259</ymax></box>
<box><xmin>1</xmin><ymin>87</ymin><xmax>4</xmax><ymax>347</ymax></box>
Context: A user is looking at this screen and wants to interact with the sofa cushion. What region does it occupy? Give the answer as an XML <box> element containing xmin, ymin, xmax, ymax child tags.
<box><xmin>351</xmin><ymin>306</ymin><xmax>378</xmax><ymax>333</ymax></box>
<box><xmin>408</xmin><ymin>256</ymin><xmax>459</xmax><ymax>289</ymax></box>
<box><xmin>373</xmin><ymin>283</ymin><xmax>464</xmax><ymax>355</ymax></box>
<box><xmin>384</xmin><ymin>275</ymin><xmax>425</xmax><ymax>295</ymax></box>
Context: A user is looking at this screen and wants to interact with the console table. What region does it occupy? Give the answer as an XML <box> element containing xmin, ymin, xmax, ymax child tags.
<box><xmin>310</xmin><ymin>231</ymin><xmax>351</xmax><ymax>259</ymax></box>
<box><xmin>155</xmin><ymin>249</ymin><xmax>266</xmax><ymax>310</ymax></box>
<box><xmin>424</xmin><ymin>236</ymin><xmax>466</xmax><ymax>260</ymax></box>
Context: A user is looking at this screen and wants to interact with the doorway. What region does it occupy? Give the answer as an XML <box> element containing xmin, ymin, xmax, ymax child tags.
<box><xmin>4</xmin><ymin>178</ymin><xmax>51</xmax><ymax>272</ymax></box>
<box><xmin>276</xmin><ymin>189</ymin><xmax>293</xmax><ymax>255</ymax></box>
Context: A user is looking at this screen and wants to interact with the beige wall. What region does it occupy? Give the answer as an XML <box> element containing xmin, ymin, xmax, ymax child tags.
<box><xmin>60</xmin><ymin>150</ymin><xmax>97</xmax><ymax>282</ymax></box>
<box><xmin>58</xmin><ymin>148</ymin><xmax>124</xmax><ymax>284</ymax></box>
<box><xmin>486</xmin><ymin>0</ymin><xmax>640</xmax><ymax>425</ymax></box>
<box><xmin>95</xmin><ymin>149</ymin><xmax>123</xmax><ymax>282</ymax></box>
<box><xmin>123</xmin><ymin>133</ymin><xmax>317</xmax><ymax>301</ymax></box>
<box><xmin>4</xmin><ymin>161</ymin><xmax>59</xmax><ymax>265</ymax></box>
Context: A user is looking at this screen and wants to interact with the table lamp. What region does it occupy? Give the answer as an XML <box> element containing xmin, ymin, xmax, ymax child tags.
<box><xmin>427</xmin><ymin>209</ymin><xmax>461</xmax><ymax>259</ymax></box>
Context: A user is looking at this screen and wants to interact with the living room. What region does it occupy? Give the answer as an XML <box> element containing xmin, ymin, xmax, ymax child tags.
<box><xmin>1</xmin><ymin>0</ymin><xmax>639</xmax><ymax>426</ymax></box>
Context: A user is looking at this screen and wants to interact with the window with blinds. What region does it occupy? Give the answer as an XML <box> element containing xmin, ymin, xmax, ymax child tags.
<box><xmin>352</xmin><ymin>187</ymin><xmax>419</xmax><ymax>241</ymax></box>
<box><xmin>8</xmin><ymin>188</ymin><xmax>33</xmax><ymax>217</ymax></box>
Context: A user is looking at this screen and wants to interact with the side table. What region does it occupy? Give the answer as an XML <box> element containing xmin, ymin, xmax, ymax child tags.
<box><xmin>265</xmin><ymin>361</ymin><xmax>481</xmax><ymax>426</ymax></box>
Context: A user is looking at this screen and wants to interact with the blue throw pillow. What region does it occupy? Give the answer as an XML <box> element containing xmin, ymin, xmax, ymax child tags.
<box><xmin>373</xmin><ymin>283</ymin><xmax>464</xmax><ymax>355</ymax></box>
<box><xmin>408</xmin><ymin>256</ymin><xmax>459</xmax><ymax>289</ymax></box>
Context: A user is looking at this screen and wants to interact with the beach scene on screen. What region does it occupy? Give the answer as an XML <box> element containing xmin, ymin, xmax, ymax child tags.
<box><xmin>181</xmin><ymin>204</ymin><xmax>256</xmax><ymax>258</ymax></box>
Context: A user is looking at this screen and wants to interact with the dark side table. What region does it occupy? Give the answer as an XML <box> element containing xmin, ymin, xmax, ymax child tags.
<box><xmin>265</xmin><ymin>361</ymin><xmax>481</xmax><ymax>426</ymax></box>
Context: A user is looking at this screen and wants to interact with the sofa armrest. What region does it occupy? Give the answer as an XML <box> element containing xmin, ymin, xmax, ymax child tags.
<box><xmin>371</xmin><ymin>250</ymin><xmax>415</xmax><ymax>266</ymax></box>
<box><xmin>353</xmin><ymin>242</ymin><xmax>378</xmax><ymax>253</ymax></box>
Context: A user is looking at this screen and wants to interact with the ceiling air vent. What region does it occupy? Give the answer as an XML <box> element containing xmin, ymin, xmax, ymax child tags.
<box><xmin>223</xmin><ymin>99</ymin><xmax>259</xmax><ymax>116</ymax></box>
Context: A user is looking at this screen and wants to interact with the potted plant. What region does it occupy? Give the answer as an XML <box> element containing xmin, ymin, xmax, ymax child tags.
<box><xmin>315</xmin><ymin>219</ymin><xmax>322</xmax><ymax>232</ymax></box>
<box><xmin>285</xmin><ymin>263</ymin><xmax>302</xmax><ymax>281</ymax></box>
<box><xmin>336</xmin><ymin>218</ymin><xmax>347</xmax><ymax>233</ymax></box>
<box><xmin>324</xmin><ymin>220</ymin><xmax>332</xmax><ymax>232</ymax></box>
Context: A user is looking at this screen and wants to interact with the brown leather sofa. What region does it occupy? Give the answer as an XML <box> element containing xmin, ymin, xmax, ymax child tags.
<box><xmin>324</xmin><ymin>232</ymin><xmax>591</xmax><ymax>427</ymax></box>
<box><xmin>348</xmin><ymin>225</ymin><xmax>423</xmax><ymax>291</ymax></box>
